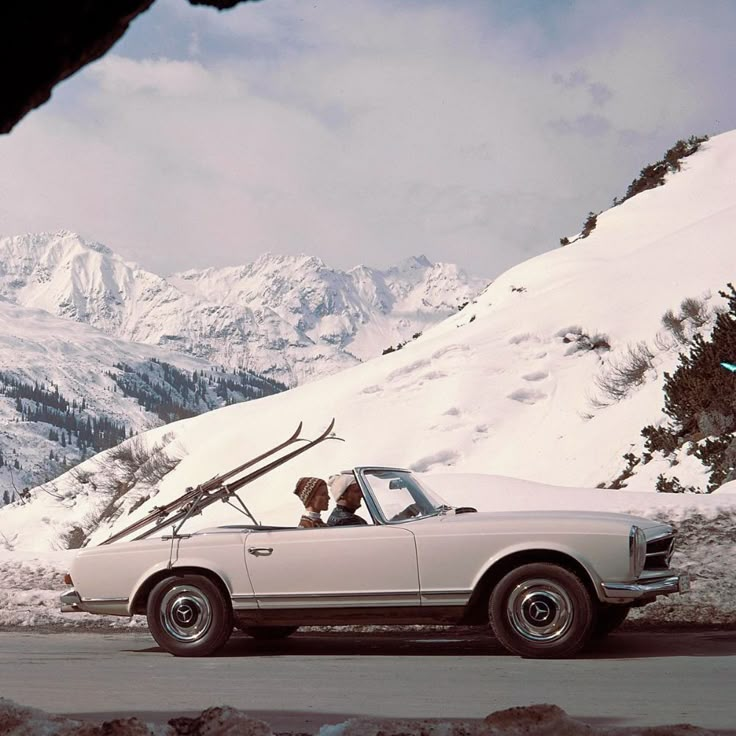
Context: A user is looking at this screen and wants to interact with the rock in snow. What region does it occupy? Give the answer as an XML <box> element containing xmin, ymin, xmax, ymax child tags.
<box><xmin>0</xmin><ymin>700</ymin><xmax>720</xmax><ymax>736</ymax></box>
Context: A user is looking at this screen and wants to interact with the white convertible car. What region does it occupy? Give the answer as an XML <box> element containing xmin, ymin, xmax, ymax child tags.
<box><xmin>61</xmin><ymin>422</ymin><xmax>688</xmax><ymax>659</ymax></box>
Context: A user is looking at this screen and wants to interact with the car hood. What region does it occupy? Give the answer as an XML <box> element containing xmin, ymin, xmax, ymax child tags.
<box><xmin>437</xmin><ymin>508</ymin><xmax>669</xmax><ymax>535</ymax></box>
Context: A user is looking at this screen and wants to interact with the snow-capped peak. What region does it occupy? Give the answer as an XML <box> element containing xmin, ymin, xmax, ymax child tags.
<box><xmin>0</xmin><ymin>236</ymin><xmax>487</xmax><ymax>386</ymax></box>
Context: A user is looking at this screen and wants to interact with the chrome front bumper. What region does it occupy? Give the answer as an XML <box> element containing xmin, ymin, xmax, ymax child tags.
<box><xmin>601</xmin><ymin>572</ymin><xmax>690</xmax><ymax>602</ymax></box>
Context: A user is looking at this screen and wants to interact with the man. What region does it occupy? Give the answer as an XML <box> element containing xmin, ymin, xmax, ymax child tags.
<box><xmin>326</xmin><ymin>473</ymin><xmax>368</xmax><ymax>526</ymax></box>
<box><xmin>293</xmin><ymin>476</ymin><xmax>329</xmax><ymax>528</ymax></box>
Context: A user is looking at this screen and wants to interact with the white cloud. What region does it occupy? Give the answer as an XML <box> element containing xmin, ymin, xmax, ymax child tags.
<box><xmin>0</xmin><ymin>0</ymin><xmax>735</xmax><ymax>277</ymax></box>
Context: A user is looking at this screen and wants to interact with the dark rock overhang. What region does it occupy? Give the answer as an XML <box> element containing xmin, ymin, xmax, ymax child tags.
<box><xmin>0</xmin><ymin>0</ymin><xmax>258</xmax><ymax>134</ymax></box>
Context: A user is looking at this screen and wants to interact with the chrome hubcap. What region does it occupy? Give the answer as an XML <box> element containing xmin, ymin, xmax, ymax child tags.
<box><xmin>160</xmin><ymin>585</ymin><xmax>212</xmax><ymax>642</ymax></box>
<box><xmin>507</xmin><ymin>578</ymin><xmax>573</xmax><ymax>642</ymax></box>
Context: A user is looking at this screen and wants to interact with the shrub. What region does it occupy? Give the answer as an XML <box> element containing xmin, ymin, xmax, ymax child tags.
<box><xmin>679</xmin><ymin>296</ymin><xmax>709</xmax><ymax>328</ymax></box>
<box><xmin>655</xmin><ymin>474</ymin><xmax>695</xmax><ymax>493</ymax></box>
<box><xmin>107</xmin><ymin>434</ymin><xmax>181</xmax><ymax>487</ymax></box>
<box><xmin>641</xmin><ymin>424</ymin><xmax>679</xmax><ymax>455</ymax></box>
<box><xmin>622</xmin><ymin>135</ymin><xmax>708</xmax><ymax>204</ymax></box>
<box><xmin>693</xmin><ymin>436</ymin><xmax>736</xmax><ymax>491</ymax></box>
<box><xmin>60</xmin><ymin>434</ymin><xmax>183</xmax><ymax>548</ymax></box>
<box><xmin>558</xmin><ymin>135</ymin><xmax>708</xmax><ymax>247</ymax></box>
<box><xmin>557</xmin><ymin>326</ymin><xmax>611</xmax><ymax>354</ymax></box>
<box><xmin>607</xmin><ymin>452</ymin><xmax>640</xmax><ymax>489</ymax></box>
<box><xmin>661</xmin><ymin>308</ymin><xmax>687</xmax><ymax>345</ymax></box>
<box><xmin>595</xmin><ymin>341</ymin><xmax>655</xmax><ymax>401</ymax></box>
<box><xmin>580</xmin><ymin>212</ymin><xmax>598</xmax><ymax>239</ymax></box>
<box><xmin>61</xmin><ymin>526</ymin><xmax>86</xmax><ymax>549</ymax></box>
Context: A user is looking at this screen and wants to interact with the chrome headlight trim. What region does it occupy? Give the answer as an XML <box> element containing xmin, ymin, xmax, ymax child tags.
<box><xmin>629</xmin><ymin>525</ymin><xmax>647</xmax><ymax>577</ymax></box>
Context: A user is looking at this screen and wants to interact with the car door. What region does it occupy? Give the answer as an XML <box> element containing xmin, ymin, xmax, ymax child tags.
<box><xmin>244</xmin><ymin>525</ymin><xmax>420</xmax><ymax>609</ymax></box>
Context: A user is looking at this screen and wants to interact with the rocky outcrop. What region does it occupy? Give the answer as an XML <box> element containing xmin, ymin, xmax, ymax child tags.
<box><xmin>0</xmin><ymin>1</ymin><xmax>260</xmax><ymax>134</ymax></box>
<box><xmin>0</xmin><ymin>699</ymin><xmax>718</xmax><ymax>735</ymax></box>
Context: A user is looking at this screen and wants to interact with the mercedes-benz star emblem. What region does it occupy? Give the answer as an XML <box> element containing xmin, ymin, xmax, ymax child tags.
<box><xmin>529</xmin><ymin>600</ymin><xmax>550</xmax><ymax>622</ymax></box>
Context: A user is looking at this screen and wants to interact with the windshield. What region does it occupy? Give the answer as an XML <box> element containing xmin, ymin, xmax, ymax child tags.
<box><xmin>360</xmin><ymin>469</ymin><xmax>450</xmax><ymax>523</ymax></box>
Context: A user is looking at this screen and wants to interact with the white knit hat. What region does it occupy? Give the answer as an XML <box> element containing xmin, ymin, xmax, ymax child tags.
<box><xmin>327</xmin><ymin>472</ymin><xmax>358</xmax><ymax>502</ymax></box>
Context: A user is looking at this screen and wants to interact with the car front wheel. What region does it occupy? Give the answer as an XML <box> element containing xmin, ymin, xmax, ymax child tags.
<box><xmin>147</xmin><ymin>574</ymin><xmax>233</xmax><ymax>657</ymax></box>
<box><xmin>489</xmin><ymin>563</ymin><xmax>594</xmax><ymax>658</ymax></box>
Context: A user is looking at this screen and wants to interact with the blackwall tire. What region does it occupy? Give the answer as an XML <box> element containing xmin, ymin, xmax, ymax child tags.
<box><xmin>240</xmin><ymin>625</ymin><xmax>300</xmax><ymax>640</ymax></box>
<box><xmin>146</xmin><ymin>574</ymin><xmax>233</xmax><ymax>657</ymax></box>
<box><xmin>592</xmin><ymin>604</ymin><xmax>631</xmax><ymax>639</ymax></box>
<box><xmin>489</xmin><ymin>563</ymin><xmax>594</xmax><ymax>658</ymax></box>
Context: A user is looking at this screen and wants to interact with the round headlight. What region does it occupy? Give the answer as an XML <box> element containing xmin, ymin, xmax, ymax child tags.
<box><xmin>629</xmin><ymin>525</ymin><xmax>647</xmax><ymax>576</ymax></box>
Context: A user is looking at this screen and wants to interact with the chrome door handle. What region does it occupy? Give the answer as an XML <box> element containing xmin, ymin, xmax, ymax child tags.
<box><xmin>248</xmin><ymin>547</ymin><xmax>273</xmax><ymax>557</ymax></box>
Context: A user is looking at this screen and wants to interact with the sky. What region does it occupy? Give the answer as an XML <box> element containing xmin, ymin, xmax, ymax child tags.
<box><xmin>1</xmin><ymin>0</ymin><xmax>736</xmax><ymax>279</ymax></box>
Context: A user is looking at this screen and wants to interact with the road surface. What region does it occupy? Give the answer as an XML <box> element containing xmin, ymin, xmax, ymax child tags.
<box><xmin>0</xmin><ymin>628</ymin><xmax>734</xmax><ymax>733</ymax></box>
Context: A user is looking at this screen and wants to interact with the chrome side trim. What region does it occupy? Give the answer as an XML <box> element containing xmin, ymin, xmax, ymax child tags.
<box><xmin>601</xmin><ymin>573</ymin><xmax>688</xmax><ymax>601</ymax></box>
<box><xmin>238</xmin><ymin>589</ymin><xmax>471</xmax><ymax>611</ymax></box>
<box><xmin>254</xmin><ymin>591</ymin><xmax>418</xmax><ymax>609</ymax></box>
<box><xmin>231</xmin><ymin>595</ymin><xmax>259</xmax><ymax>611</ymax></box>
<box><xmin>233</xmin><ymin>605</ymin><xmax>461</xmax><ymax>626</ymax></box>
<box><xmin>421</xmin><ymin>590</ymin><xmax>472</xmax><ymax>606</ymax></box>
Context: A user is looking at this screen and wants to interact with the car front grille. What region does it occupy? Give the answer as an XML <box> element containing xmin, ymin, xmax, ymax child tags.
<box><xmin>645</xmin><ymin>533</ymin><xmax>675</xmax><ymax>571</ymax></box>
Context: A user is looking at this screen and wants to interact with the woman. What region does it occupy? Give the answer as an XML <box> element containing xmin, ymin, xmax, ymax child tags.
<box><xmin>293</xmin><ymin>476</ymin><xmax>329</xmax><ymax>528</ymax></box>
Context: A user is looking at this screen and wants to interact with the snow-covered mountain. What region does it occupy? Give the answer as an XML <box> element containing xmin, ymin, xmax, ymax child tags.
<box><xmin>0</xmin><ymin>299</ymin><xmax>285</xmax><ymax>501</ymax></box>
<box><xmin>4</xmin><ymin>130</ymin><xmax>736</xmax><ymax>554</ymax></box>
<box><xmin>0</xmin><ymin>234</ymin><xmax>486</xmax><ymax>385</ymax></box>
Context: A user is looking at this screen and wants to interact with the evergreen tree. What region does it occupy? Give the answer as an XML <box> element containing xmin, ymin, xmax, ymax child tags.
<box><xmin>641</xmin><ymin>282</ymin><xmax>736</xmax><ymax>490</ymax></box>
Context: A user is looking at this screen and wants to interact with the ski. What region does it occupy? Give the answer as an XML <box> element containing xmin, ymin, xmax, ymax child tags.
<box><xmin>132</xmin><ymin>418</ymin><xmax>338</xmax><ymax>542</ymax></box>
<box><xmin>201</xmin><ymin>420</ymin><xmax>304</xmax><ymax>491</ymax></box>
<box><xmin>99</xmin><ymin>421</ymin><xmax>304</xmax><ymax>545</ymax></box>
<box><xmin>226</xmin><ymin>417</ymin><xmax>335</xmax><ymax>494</ymax></box>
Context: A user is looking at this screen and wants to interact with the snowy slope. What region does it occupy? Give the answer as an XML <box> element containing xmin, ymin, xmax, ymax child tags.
<box><xmin>3</xmin><ymin>130</ymin><xmax>736</xmax><ymax>555</ymax></box>
<box><xmin>0</xmin><ymin>234</ymin><xmax>486</xmax><ymax>385</ymax></box>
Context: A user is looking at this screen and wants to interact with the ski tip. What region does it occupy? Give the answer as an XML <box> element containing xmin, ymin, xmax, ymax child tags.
<box><xmin>721</xmin><ymin>362</ymin><xmax>736</xmax><ymax>373</ymax></box>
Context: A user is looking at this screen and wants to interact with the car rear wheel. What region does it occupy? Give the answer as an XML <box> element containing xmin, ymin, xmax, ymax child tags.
<box><xmin>147</xmin><ymin>574</ymin><xmax>233</xmax><ymax>657</ymax></box>
<box><xmin>592</xmin><ymin>604</ymin><xmax>631</xmax><ymax>638</ymax></box>
<box><xmin>239</xmin><ymin>625</ymin><xmax>300</xmax><ymax>640</ymax></box>
<box><xmin>489</xmin><ymin>563</ymin><xmax>594</xmax><ymax>658</ymax></box>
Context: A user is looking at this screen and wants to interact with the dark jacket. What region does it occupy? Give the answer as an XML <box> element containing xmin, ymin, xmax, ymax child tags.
<box><xmin>327</xmin><ymin>505</ymin><xmax>368</xmax><ymax>527</ymax></box>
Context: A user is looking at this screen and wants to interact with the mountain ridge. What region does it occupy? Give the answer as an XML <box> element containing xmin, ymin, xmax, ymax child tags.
<box><xmin>0</xmin><ymin>234</ymin><xmax>487</xmax><ymax>385</ymax></box>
